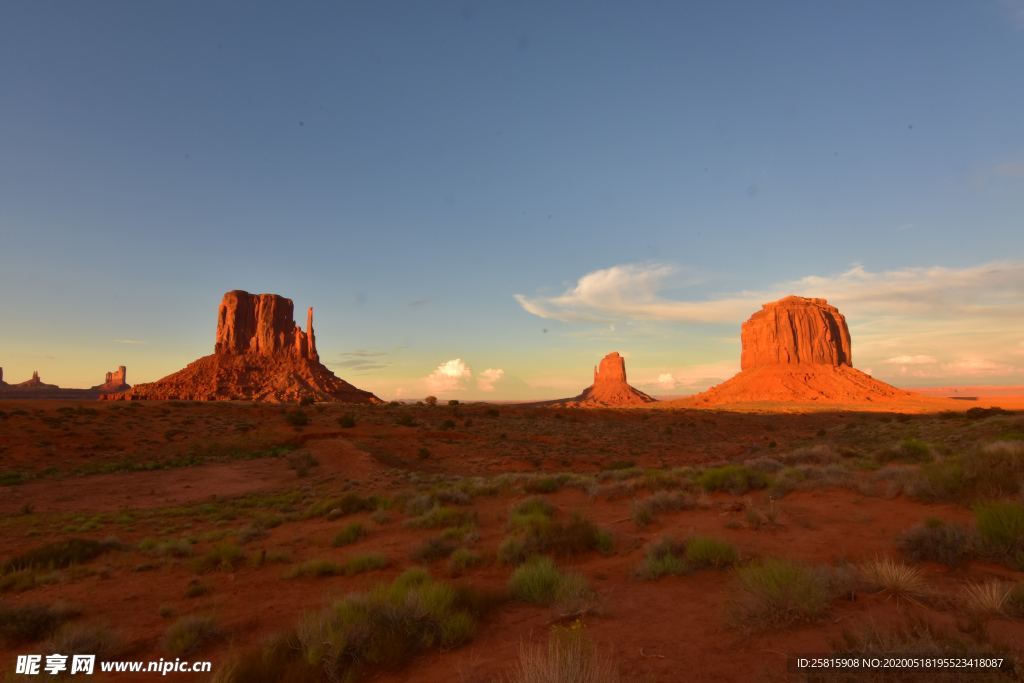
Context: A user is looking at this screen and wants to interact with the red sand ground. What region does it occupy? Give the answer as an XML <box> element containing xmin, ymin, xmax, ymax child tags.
<box><xmin>1</xmin><ymin>399</ymin><xmax>1023</xmax><ymax>682</ymax></box>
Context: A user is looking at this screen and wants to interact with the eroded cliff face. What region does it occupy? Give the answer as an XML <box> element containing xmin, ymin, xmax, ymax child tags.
<box><xmin>740</xmin><ymin>296</ymin><xmax>851</xmax><ymax>370</ymax></box>
<box><xmin>107</xmin><ymin>290</ymin><xmax>379</xmax><ymax>403</ymax></box>
<box><xmin>215</xmin><ymin>291</ymin><xmax>318</xmax><ymax>361</ymax></box>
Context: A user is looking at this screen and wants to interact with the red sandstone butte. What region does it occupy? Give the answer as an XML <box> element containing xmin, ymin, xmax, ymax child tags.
<box><xmin>685</xmin><ymin>295</ymin><xmax>912</xmax><ymax>406</ymax></box>
<box><xmin>552</xmin><ymin>352</ymin><xmax>656</xmax><ymax>407</ymax></box>
<box><xmin>107</xmin><ymin>290</ymin><xmax>380</xmax><ymax>403</ymax></box>
<box><xmin>92</xmin><ymin>366</ymin><xmax>130</xmax><ymax>393</ymax></box>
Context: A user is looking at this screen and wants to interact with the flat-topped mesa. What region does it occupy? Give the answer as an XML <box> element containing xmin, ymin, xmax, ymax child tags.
<box><xmin>214</xmin><ymin>291</ymin><xmax>318</xmax><ymax>361</ymax></box>
<box><xmin>93</xmin><ymin>366</ymin><xmax>129</xmax><ymax>392</ymax></box>
<box><xmin>740</xmin><ymin>296</ymin><xmax>852</xmax><ymax>370</ymax></box>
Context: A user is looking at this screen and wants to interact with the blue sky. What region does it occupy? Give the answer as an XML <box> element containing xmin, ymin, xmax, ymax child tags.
<box><xmin>1</xmin><ymin>1</ymin><xmax>1022</xmax><ymax>399</ymax></box>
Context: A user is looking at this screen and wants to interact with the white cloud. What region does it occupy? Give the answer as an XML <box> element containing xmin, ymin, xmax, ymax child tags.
<box><xmin>883</xmin><ymin>355</ymin><xmax>938</xmax><ymax>365</ymax></box>
<box><xmin>477</xmin><ymin>368</ymin><xmax>505</xmax><ymax>392</ymax></box>
<box><xmin>655</xmin><ymin>373</ymin><xmax>677</xmax><ymax>389</ymax></box>
<box><xmin>425</xmin><ymin>358</ymin><xmax>473</xmax><ymax>394</ymax></box>
<box><xmin>113</xmin><ymin>339</ymin><xmax>146</xmax><ymax>345</ymax></box>
<box><xmin>515</xmin><ymin>260</ymin><xmax>1024</xmax><ymax>324</ymax></box>
<box><xmin>516</xmin><ymin>260</ymin><xmax>1024</xmax><ymax>385</ymax></box>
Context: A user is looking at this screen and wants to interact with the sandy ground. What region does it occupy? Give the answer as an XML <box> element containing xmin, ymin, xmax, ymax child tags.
<box><xmin>1</xmin><ymin>398</ymin><xmax>1023</xmax><ymax>682</ymax></box>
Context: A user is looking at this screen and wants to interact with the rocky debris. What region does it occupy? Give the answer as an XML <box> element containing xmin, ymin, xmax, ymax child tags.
<box><xmin>108</xmin><ymin>290</ymin><xmax>380</xmax><ymax>403</ymax></box>
<box><xmin>92</xmin><ymin>366</ymin><xmax>130</xmax><ymax>393</ymax></box>
<box><xmin>549</xmin><ymin>352</ymin><xmax>656</xmax><ymax>407</ymax></box>
<box><xmin>741</xmin><ymin>296</ymin><xmax>852</xmax><ymax>369</ymax></box>
<box><xmin>683</xmin><ymin>296</ymin><xmax>912</xmax><ymax>406</ymax></box>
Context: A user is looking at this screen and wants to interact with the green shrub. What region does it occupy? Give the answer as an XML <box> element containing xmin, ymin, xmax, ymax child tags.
<box><xmin>880</xmin><ymin>438</ymin><xmax>932</xmax><ymax>463</ymax></box>
<box><xmin>307</xmin><ymin>493</ymin><xmax>383</xmax><ymax>519</ymax></box>
<box><xmin>898</xmin><ymin>519</ymin><xmax>974</xmax><ymax>567</ymax></box>
<box><xmin>2</xmin><ymin>538</ymin><xmax>120</xmax><ymax>574</ymax></box>
<box><xmin>508</xmin><ymin>556</ymin><xmax>591</xmax><ymax>606</ymax></box>
<box><xmin>732</xmin><ymin>558</ymin><xmax>830</xmax><ymax>627</ymax></box>
<box><xmin>636</xmin><ymin>536</ymin><xmax>737</xmax><ymax>579</ymax></box>
<box><xmin>975</xmin><ymin>502</ymin><xmax>1024</xmax><ymax>568</ymax></box>
<box><xmin>697</xmin><ymin>465</ymin><xmax>769</xmax><ymax>494</ymax></box>
<box><xmin>500</xmin><ymin>513</ymin><xmax>613</xmax><ymax>565</ymax></box>
<box><xmin>192</xmin><ymin>543</ymin><xmax>246</xmax><ymax>573</ymax></box>
<box><xmin>343</xmin><ymin>553</ymin><xmax>390</xmax><ymax>575</ymax></box>
<box><xmin>285</xmin><ymin>559</ymin><xmax>343</xmax><ymax>578</ymax></box>
<box><xmin>214</xmin><ymin>570</ymin><xmax>488</xmax><ymax>683</ymax></box>
<box><xmin>332</xmin><ymin>523</ymin><xmax>365</xmax><ymax>547</ymax></box>
<box><xmin>448</xmin><ymin>548</ymin><xmax>483</xmax><ymax>576</ymax></box>
<box><xmin>284</xmin><ymin>410</ymin><xmax>309</xmax><ymax>428</ymax></box>
<box><xmin>631</xmin><ymin>491</ymin><xmax>693</xmax><ymax>527</ymax></box>
<box><xmin>0</xmin><ymin>603</ymin><xmax>78</xmax><ymax>644</ymax></box>
<box><xmin>404</xmin><ymin>505</ymin><xmax>472</xmax><ymax>529</ymax></box>
<box><xmin>163</xmin><ymin>615</ymin><xmax>221</xmax><ymax>656</ymax></box>
<box><xmin>412</xmin><ymin>537</ymin><xmax>458</xmax><ymax>562</ymax></box>
<box><xmin>337</xmin><ymin>414</ymin><xmax>357</xmax><ymax>428</ymax></box>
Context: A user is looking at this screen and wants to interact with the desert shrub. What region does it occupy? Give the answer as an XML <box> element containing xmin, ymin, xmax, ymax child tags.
<box><xmin>163</xmin><ymin>615</ymin><xmax>222</xmax><ymax>656</ymax></box>
<box><xmin>448</xmin><ymin>548</ymin><xmax>483</xmax><ymax>576</ymax></box>
<box><xmin>284</xmin><ymin>409</ymin><xmax>309</xmax><ymax>428</ymax></box>
<box><xmin>858</xmin><ymin>558</ymin><xmax>928</xmax><ymax>602</ymax></box>
<box><xmin>898</xmin><ymin>519</ymin><xmax>974</xmax><ymax>567</ymax></box>
<box><xmin>192</xmin><ymin>542</ymin><xmax>246</xmax><ymax>573</ymax></box>
<box><xmin>144</xmin><ymin>538</ymin><xmax>194</xmax><ymax>558</ymax></box>
<box><xmin>506</xmin><ymin>620</ymin><xmax>623</xmax><ymax>683</ymax></box>
<box><xmin>343</xmin><ymin>553</ymin><xmax>389</xmax><ymax>575</ymax></box>
<box><xmin>332</xmin><ymin>523</ymin><xmax>366</xmax><ymax>547</ymax></box>
<box><xmin>508</xmin><ymin>556</ymin><xmax>591</xmax><ymax>606</ymax></box>
<box><xmin>215</xmin><ymin>569</ymin><xmax>487</xmax><ymax>683</ymax></box>
<box><xmin>878</xmin><ymin>438</ymin><xmax>932</xmax><ymax>463</ymax></box>
<box><xmin>500</xmin><ymin>512</ymin><xmax>613</xmax><ymax>565</ymax></box>
<box><xmin>830</xmin><ymin>618</ymin><xmax>1019</xmax><ymax>679</ymax></box>
<box><xmin>185</xmin><ymin>581</ymin><xmax>210</xmax><ymax>598</ymax></box>
<box><xmin>960</xmin><ymin>580</ymin><xmax>1014</xmax><ymax>616</ymax></box>
<box><xmin>307</xmin><ymin>493</ymin><xmax>383</xmax><ymax>519</ymax></box>
<box><xmin>913</xmin><ymin>443</ymin><xmax>1024</xmax><ymax>503</ymax></box>
<box><xmin>2</xmin><ymin>538</ymin><xmax>120</xmax><ymax>574</ymax></box>
<box><xmin>510</xmin><ymin>497</ymin><xmax>556</xmax><ymax>527</ymax></box>
<box><xmin>975</xmin><ymin>501</ymin><xmax>1024</xmax><ymax>568</ymax></box>
<box><xmin>412</xmin><ymin>537</ymin><xmax>458</xmax><ymax>562</ymax></box>
<box><xmin>404</xmin><ymin>505</ymin><xmax>473</xmax><ymax>529</ymax></box>
<box><xmin>337</xmin><ymin>414</ymin><xmax>357</xmax><ymax>428</ymax></box>
<box><xmin>685</xmin><ymin>536</ymin><xmax>739</xmax><ymax>569</ymax></box>
<box><xmin>630</xmin><ymin>491</ymin><xmax>694</xmax><ymax>527</ymax></box>
<box><xmin>524</xmin><ymin>474</ymin><xmax>571</xmax><ymax>494</ymax></box>
<box><xmin>1007</xmin><ymin>584</ymin><xmax>1024</xmax><ymax>618</ymax></box>
<box><xmin>286</xmin><ymin>559</ymin><xmax>343</xmax><ymax>578</ymax></box>
<box><xmin>697</xmin><ymin>465</ymin><xmax>769</xmax><ymax>494</ymax></box>
<box><xmin>286</xmin><ymin>451</ymin><xmax>319</xmax><ymax>477</ymax></box>
<box><xmin>46</xmin><ymin>622</ymin><xmax>120</xmax><ymax>659</ymax></box>
<box><xmin>732</xmin><ymin>558</ymin><xmax>830</xmax><ymax>627</ymax></box>
<box><xmin>0</xmin><ymin>603</ymin><xmax>79</xmax><ymax>644</ymax></box>
<box><xmin>637</xmin><ymin>536</ymin><xmax>736</xmax><ymax>580</ymax></box>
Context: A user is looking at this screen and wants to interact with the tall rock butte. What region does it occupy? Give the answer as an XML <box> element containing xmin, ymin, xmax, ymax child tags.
<box><xmin>686</xmin><ymin>296</ymin><xmax>911</xmax><ymax>405</ymax></box>
<box><xmin>550</xmin><ymin>352</ymin><xmax>656</xmax><ymax>407</ymax></box>
<box><xmin>92</xmin><ymin>366</ymin><xmax>130</xmax><ymax>393</ymax></box>
<box><xmin>107</xmin><ymin>290</ymin><xmax>381</xmax><ymax>403</ymax></box>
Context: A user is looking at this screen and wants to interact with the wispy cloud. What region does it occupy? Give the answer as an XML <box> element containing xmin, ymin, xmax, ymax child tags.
<box><xmin>331</xmin><ymin>349</ymin><xmax>391</xmax><ymax>374</ymax></box>
<box><xmin>113</xmin><ymin>339</ymin><xmax>146</xmax><ymax>345</ymax></box>
<box><xmin>515</xmin><ymin>260</ymin><xmax>1024</xmax><ymax>323</ymax></box>
<box><xmin>516</xmin><ymin>260</ymin><xmax>1024</xmax><ymax>384</ymax></box>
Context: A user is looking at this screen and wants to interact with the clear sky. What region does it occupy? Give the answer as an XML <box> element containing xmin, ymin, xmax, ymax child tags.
<box><xmin>1</xmin><ymin>1</ymin><xmax>1022</xmax><ymax>400</ymax></box>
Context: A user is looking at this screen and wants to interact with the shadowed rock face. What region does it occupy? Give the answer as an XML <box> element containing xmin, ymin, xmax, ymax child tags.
<box><xmin>741</xmin><ymin>296</ymin><xmax>851</xmax><ymax>370</ymax></box>
<box><xmin>107</xmin><ymin>290</ymin><xmax>379</xmax><ymax>403</ymax></box>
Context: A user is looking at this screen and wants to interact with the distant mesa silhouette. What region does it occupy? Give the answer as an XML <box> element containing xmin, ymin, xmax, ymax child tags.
<box><xmin>685</xmin><ymin>296</ymin><xmax>912</xmax><ymax>405</ymax></box>
<box><xmin>92</xmin><ymin>366</ymin><xmax>130</xmax><ymax>393</ymax></box>
<box><xmin>107</xmin><ymin>290</ymin><xmax>381</xmax><ymax>403</ymax></box>
<box><xmin>548</xmin><ymin>352</ymin><xmax>656</xmax><ymax>407</ymax></box>
<box><xmin>0</xmin><ymin>366</ymin><xmax>129</xmax><ymax>399</ymax></box>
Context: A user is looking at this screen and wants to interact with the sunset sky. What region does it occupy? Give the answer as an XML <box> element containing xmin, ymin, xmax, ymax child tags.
<box><xmin>1</xmin><ymin>1</ymin><xmax>1022</xmax><ymax>400</ymax></box>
